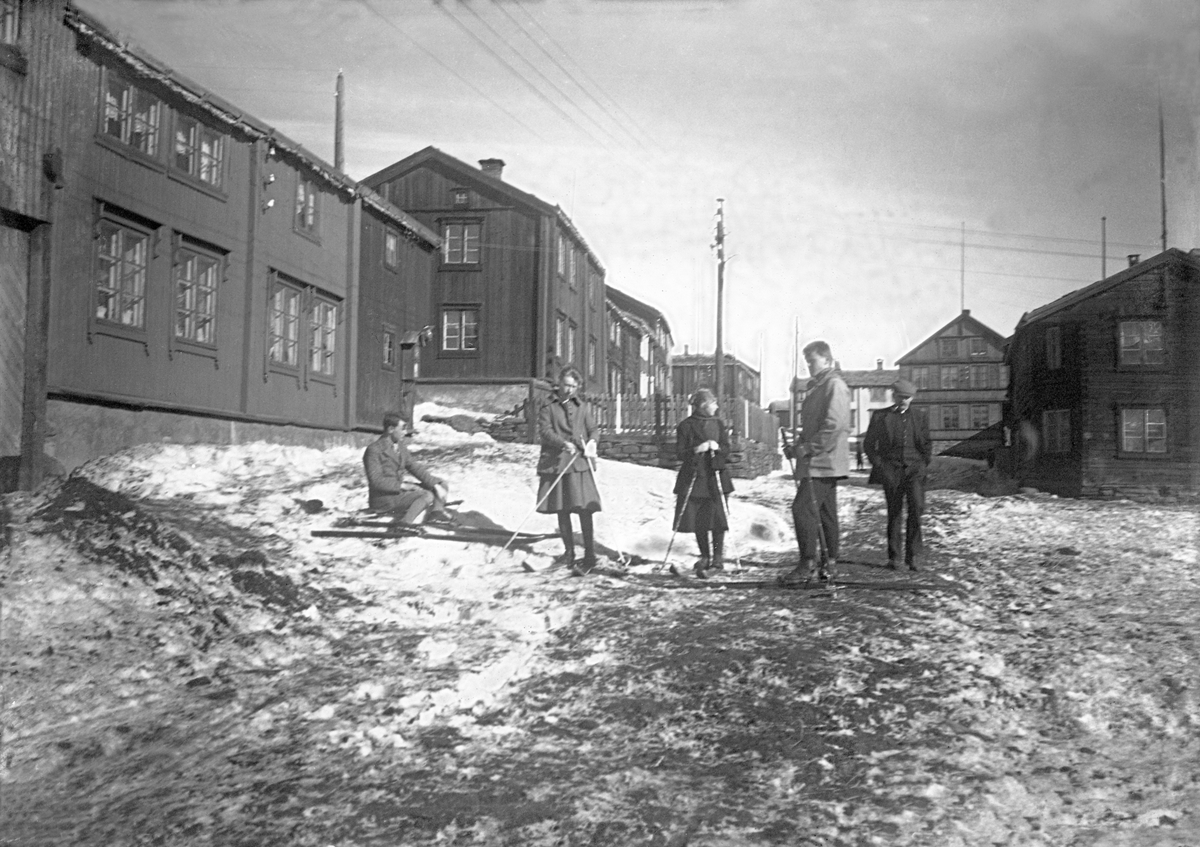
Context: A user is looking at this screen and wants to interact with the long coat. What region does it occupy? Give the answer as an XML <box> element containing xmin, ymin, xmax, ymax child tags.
<box><xmin>863</xmin><ymin>405</ymin><xmax>932</xmax><ymax>485</ymax></box>
<box><xmin>791</xmin><ymin>367</ymin><xmax>851</xmax><ymax>479</ymax></box>
<box><xmin>536</xmin><ymin>395</ymin><xmax>597</xmax><ymax>476</ymax></box>
<box><xmin>363</xmin><ymin>435</ymin><xmax>443</xmax><ymax>511</ymax></box>
<box><xmin>673</xmin><ymin>413</ymin><xmax>734</xmax><ymax>499</ymax></box>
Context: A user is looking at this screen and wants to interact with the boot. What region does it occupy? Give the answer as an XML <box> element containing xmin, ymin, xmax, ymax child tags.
<box><xmin>818</xmin><ymin>558</ymin><xmax>835</xmax><ymax>582</ymax></box>
<box><xmin>693</xmin><ymin>555</ymin><xmax>710</xmax><ymax>579</ymax></box>
<box><xmin>778</xmin><ymin>559</ymin><xmax>817</xmax><ymax>586</ymax></box>
<box><xmin>710</xmin><ymin>537</ymin><xmax>725</xmax><ymax>572</ymax></box>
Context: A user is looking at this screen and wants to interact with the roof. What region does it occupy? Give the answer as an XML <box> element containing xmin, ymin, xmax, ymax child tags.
<box><xmin>896</xmin><ymin>309</ymin><xmax>1009</xmax><ymax>365</ymax></box>
<box><xmin>672</xmin><ymin>353</ymin><xmax>760</xmax><ymax>376</ymax></box>
<box><xmin>607</xmin><ymin>302</ymin><xmax>653</xmax><ymax>338</ymax></box>
<box><xmin>840</xmin><ymin>368</ymin><xmax>899</xmax><ymax>388</ymax></box>
<box><xmin>1017</xmin><ymin>248</ymin><xmax>1200</xmax><ymax>328</ymax></box>
<box><xmin>362</xmin><ymin>146</ymin><xmax>603</xmax><ymax>271</ymax></box>
<box><xmin>606</xmin><ymin>286</ymin><xmax>673</xmax><ymax>339</ymax></box>
<box><xmin>65</xmin><ymin>6</ymin><xmax>439</xmax><ymax>250</ymax></box>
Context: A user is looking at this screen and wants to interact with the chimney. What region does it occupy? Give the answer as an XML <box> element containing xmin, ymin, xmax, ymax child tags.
<box><xmin>479</xmin><ymin>158</ymin><xmax>505</xmax><ymax>179</ymax></box>
<box><xmin>1127</xmin><ymin>254</ymin><xmax>1140</xmax><ymax>267</ymax></box>
<box><xmin>684</xmin><ymin>344</ymin><xmax>689</xmax><ymax>355</ymax></box>
<box><xmin>876</xmin><ymin>359</ymin><xmax>883</xmax><ymax>370</ymax></box>
<box><xmin>334</xmin><ymin>70</ymin><xmax>345</xmax><ymax>172</ymax></box>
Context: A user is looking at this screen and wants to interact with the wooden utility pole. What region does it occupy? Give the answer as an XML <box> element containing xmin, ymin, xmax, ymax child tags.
<box><xmin>713</xmin><ymin>198</ymin><xmax>726</xmax><ymax>404</ymax></box>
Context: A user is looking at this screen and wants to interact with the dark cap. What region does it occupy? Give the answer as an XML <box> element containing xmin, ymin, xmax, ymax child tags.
<box><xmin>891</xmin><ymin>379</ymin><xmax>918</xmax><ymax>397</ymax></box>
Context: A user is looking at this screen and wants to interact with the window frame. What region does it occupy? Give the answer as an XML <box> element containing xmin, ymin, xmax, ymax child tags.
<box><xmin>1117</xmin><ymin>319</ymin><xmax>1165</xmax><ymax>368</ymax></box>
<box><xmin>170</xmin><ymin>234</ymin><xmax>224</xmax><ymax>358</ymax></box>
<box><xmin>940</xmin><ymin>405</ymin><xmax>960</xmax><ymax>430</ymax></box>
<box><xmin>939</xmin><ymin>365</ymin><xmax>959</xmax><ymax>390</ymax></box>
<box><xmin>293</xmin><ymin>176</ymin><xmax>321</xmax><ymax>242</ymax></box>
<box><xmin>1119</xmin><ymin>406</ymin><xmax>1168</xmax><ymax>456</ymax></box>
<box><xmin>308</xmin><ymin>294</ymin><xmax>340</xmax><ymax>381</ymax></box>
<box><xmin>910</xmin><ymin>365</ymin><xmax>930</xmax><ymax>390</ymax></box>
<box><xmin>440</xmin><ymin>305</ymin><xmax>480</xmax><ymax>358</ymax></box>
<box><xmin>0</xmin><ymin>0</ymin><xmax>25</xmax><ymax>74</ymax></box>
<box><xmin>98</xmin><ymin>67</ymin><xmax>163</xmax><ymax>165</ymax></box>
<box><xmin>588</xmin><ymin>337</ymin><xmax>597</xmax><ymax>377</ymax></box>
<box><xmin>170</xmin><ymin>110</ymin><xmax>227</xmax><ymax>195</ymax></box>
<box><xmin>968</xmin><ymin>336</ymin><xmax>988</xmax><ymax>357</ymax></box>
<box><xmin>555</xmin><ymin>314</ymin><xmax>566</xmax><ymax>360</ymax></box>
<box><xmin>1045</xmin><ymin>325</ymin><xmax>1062</xmax><ymax>370</ymax></box>
<box><xmin>381</xmin><ymin>322</ymin><xmax>397</xmax><ymax>371</ymax></box>
<box><xmin>90</xmin><ymin>203</ymin><xmax>158</xmax><ymax>348</ymax></box>
<box><xmin>969</xmin><ymin>404</ymin><xmax>990</xmax><ymax>430</ymax></box>
<box><xmin>267</xmin><ymin>275</ymin><xmax>304</xmax><ymax>373</ymax></box>
<box><xmin>938</xmin><ymin>337</ymin><xmax>959</xmax><ymax>359</ymax></box>
<box><xmin>383</xmin><ymin>228</ymin><xmax>400</xmax><ymax>271</ymax></box>
<box><xmin>440</xmin><ymin>220</ymin><xmax>482</xmax><ymax>268</ymax></box>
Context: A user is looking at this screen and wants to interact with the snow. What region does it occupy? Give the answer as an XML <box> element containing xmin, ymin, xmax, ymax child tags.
<box><xmin>3</xmin><ymin>403</ymin><xmax>1200</xmax><ymax>845</ymax></box>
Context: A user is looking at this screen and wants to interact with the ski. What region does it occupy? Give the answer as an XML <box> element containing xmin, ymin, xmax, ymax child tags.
<box><xmin>311</xmin><ymin>525</ymin><xmax>558</xmax><ymax>543</ymax></box>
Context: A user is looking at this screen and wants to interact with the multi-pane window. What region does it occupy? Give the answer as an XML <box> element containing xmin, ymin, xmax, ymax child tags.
<box><xmin>1043</xmin><ymin>409</ymin><xmax>1070</xmax><ymax>453</ymax></box>
<box><xmin>911</xmin><ymin>366</ymin><xmax>929</xmax><ymax>390</ymax></box>
<box><xmin>969</xmin><ymin>337</ymin><xmax>987</xmax><ymax>357</ymax></box>
<box><xmin>382</xmin><ymin>328</ymin><xmax>396</xmax><ymax>367</ymax></box>
<box><xmin>268</xmin><ymin>280</ymin><xmax>302</xmax><ymax>367</ymax></box>
<box><xmin>173</xmin><ymin>115</ymin><xmax>224</xmax><ymax>188</ymax></box>
<box><xmin>442</xmin><ymin>223</ymin><xmax>480</xmax><ymax>264</ymax></box>
<box><xmin>1045</xmin><ymin>325</ymin><xmax>1062</xmax><ymax>370</ymax></box>
<box><xmin>970</xmin><ymin>404</ymin><xmax>990</xmax><ymax>430</ymax></box>
<box><xmin>1119</xmin><ymin>320</ymin><xmax>1164</xmax><ymax>366</ymax></box>
<box><xmin>309</xmin><ymin>297</ymin><xmax>338</xmax><ymax>376</ymax></box>
<box><xmin>384</xmin><ymin>229</ymin><xmax>399</xmax><ymax>269</ymax></box>
<box><xmin>588</xmin><ymin>338</ymin><xmax>597</xmax><ymax>376</ymax></box>
<box><xmin>940</xmin><ymin>365</ymin><xmax>959</xmax><ymax>389</ymax></box>
<box><xmin>555</xmin><ymin>315</ymin><xmax>565</xmax><ymax>358</ymax></box>
<box><xmin>557</xmin><ymin>232</ymin><xmax>567</xmax><ymax>276</ymax></box>
<box><xmin>295</xmin><ymin>178</ymin><xmax>319</xmax><ymax>236</ymax></box>
<box><xmin>103</xmin><ymin>73</ymin><xmax>161</xmax><ymax>156</ymax></box>
<box><xmin>568</xmin><ymin>249</ymin><xmax>577</xmax><ymax>289</ymax></box>
<box><xmin>442</xmin><ymin>309</ymin><xmax>478</xmax><ymax>352</ymax></box>
<box><xmin>568</xmin><ymin>322</ymin><xmax>577</xmax><ymax>363</ymax></box>
<box><xmin>941</xmin><ymin>405</ymin><xmax>960</xmax><ymax>429</ymax></box>
<box><xmin>1122</xmin><ymin>408</ymin><xmax>1166</xmax><ymax>453</ymax></box>
<box><xmin>174</xmin><ymin>245</ymin><xmax>219</xmax><ymax>345</ymax></box>
<box><xmin>95</xmin><ymin>218</ymin><xmax>150</xmax><ymax>328</ymax></box>
<box><xmin>970</xmin><ymin>364</ymin><xmax>990</xmax><ymax>388</ymax></box>
<box><xmin>1</xmin><ymin>0</ymin><xmax>18</xmax><ymax>44</ymax></box>
<box><xmin>938</xmin><ymin>338</ymin><xmax>959</xmax><ymax>359</ymax></box>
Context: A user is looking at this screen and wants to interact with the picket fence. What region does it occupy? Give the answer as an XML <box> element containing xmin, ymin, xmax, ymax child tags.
<box><xmin>583</xmin><ymin>393</ymin><xmax>778</xmax><ymax>449</ymax></box>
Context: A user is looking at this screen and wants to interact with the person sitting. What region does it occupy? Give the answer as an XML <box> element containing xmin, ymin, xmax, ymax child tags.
<box><xmin>362</xmin><ymin>412</ymin><xmax>452</xmax><ymax>525</ymax></box>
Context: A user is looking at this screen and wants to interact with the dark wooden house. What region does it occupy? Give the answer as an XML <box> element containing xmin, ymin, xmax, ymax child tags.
<box><xmin>896</xmin><ymin>310</ymin><xmax>1009</xmax><ymax>455</ymax></box>
<box><xmin>605</xmin><ymin>286</ymin><xmax>673</xmax><ymax>397</ymax></box>
<box><xmin>672</xmin><ymin>351</ymin><xmax>761</xmax><ymax>405</ymax></box>
<box><xmin>361</xmin><ymin>147</ymin><xmax>608</xmax><ymax>391</ymax></box>
<box><xmin>1006</xmin><ymin>248</ymin><xmax>1200</xmax><ymax>497</ymax></box>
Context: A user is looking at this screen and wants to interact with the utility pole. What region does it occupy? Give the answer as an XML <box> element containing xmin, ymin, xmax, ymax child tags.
<box><xmin>334</xmin><ymin>70</ymin><xmax>345</xmax><ymax>172</ymax></box>
<box><xmin>713</xmin><ymin>198</ymin><xmax>726</xmax><ymax>406</ymax></box>
<box><xmin>1159</xmin><ymin>95</ymin><xmax>1167</xmax><ymax>252</ymax></box>
<box><xmin>1101</xmin><ymin>216</ymin><xmax>1107</xmax><ymax>279</ymax></box>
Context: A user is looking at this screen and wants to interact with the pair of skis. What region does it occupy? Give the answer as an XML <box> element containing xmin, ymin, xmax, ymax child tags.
<box><xmin>311</xmin><ymin>517</ymin><xmax>557</xmax><ymax>545</ymax></box>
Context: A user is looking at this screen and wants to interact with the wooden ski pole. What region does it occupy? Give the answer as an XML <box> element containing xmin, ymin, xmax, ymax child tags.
<box><xmin>662</xmin><ymin>473</ymin><xmax>696</xmax><ymax>570</ymax></box>
<box><xmin>490</xmin><ymin>459</ymin><xmax>573</xmax><ymax>564</ymax></box>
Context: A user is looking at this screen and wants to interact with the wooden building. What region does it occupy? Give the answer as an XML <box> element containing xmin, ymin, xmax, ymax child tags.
<box><xmin>605</xmin><ymin>286</ymin><xmax>672</xmax><ymax>397</ymax></box>
<box><xmin>672</xmin><ymin>350</ymin><xmax>761</xmax><ymax>405</ymax></box>
<box><xmin>6</xmin><ymin>4</ymin><xmax>439</xmax><ymax>474</ymax></box>
<box><xmin>841</xmin><ymin>360</ymin><xmax>900</xmax><ymax>446</ymax></box>
<box><xmin>362</xmin><ymin>147</ymin><xmax>608</xmax><ymax>392</ymax></box>
<box><xmin>896</xmin><ymin>310</ymin><xmax>1009</xmax><ymax>455</ymax></box>
<box><xmin>1005</xmin><ymin>249</ymin><xmax>1200</xmax><ymax>497</ymax></box>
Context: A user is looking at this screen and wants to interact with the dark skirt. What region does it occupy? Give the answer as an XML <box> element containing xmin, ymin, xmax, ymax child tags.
<box><xmin>674</xmin><ymin>494</ymin><xmax>728</xmax><ymax>533</ymax></box>
<box><xmin>536</xmin><ymin>468</ymin><xmax>601</xmax><ymax>513</ymax></box>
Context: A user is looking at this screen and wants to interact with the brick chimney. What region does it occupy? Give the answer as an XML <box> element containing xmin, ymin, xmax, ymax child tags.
<box><xmin>1127</xmin><ymin>254</ymin><xmax>1140</xmax><ymax>267</ymax></box>
<box><xmin>876</xmin><ymin>359</ymin><xmax>883</xmax><ymax>370</ymax></box>
<box><xmin>479</xmin><ymin>158</ymin><xmax>505</xmax><ymax>179</ymax></box>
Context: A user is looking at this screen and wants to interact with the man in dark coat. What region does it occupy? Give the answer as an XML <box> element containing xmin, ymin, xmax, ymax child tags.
<box><xmin>363</xmin><ymin>412</ymin><xmax>452</xmax><ymax>524</ymax></box>
<box><xmin>863</xmin><ymin>379</ymin><xmax>932</xmax><ymax>570</ymax></box>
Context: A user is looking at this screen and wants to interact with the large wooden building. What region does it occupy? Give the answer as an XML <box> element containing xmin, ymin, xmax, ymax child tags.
<box><xmin>605</xmin><ymin>286</ymin><xmax>672</xmax><ymax>397</ymax></box>
<box><xmin>896</xmin><ymin>310</ymin><xmax>1009</xmax><ymax>455</ymax></box>
<box><xmin>672</xmin><ymin>351</ymin><xmax>761</xmax><ymax>405</ymax></box>
<box><xmin>3</xmin><ymin>4</ymin><xmax>439</xmax><ymax>475</ymax></box>
<box><xmin>362</xmin><ymin>148</ymin><xmax>608</xmax><ymax>392</ymax></box>
<box><xmin>1006</xmin><ymin>249</ymin><xmax>1200</xmax><ymax>497</ymax></box>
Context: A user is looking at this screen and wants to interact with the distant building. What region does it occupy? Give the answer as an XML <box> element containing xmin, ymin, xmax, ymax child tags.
<box><xmin>605</xmin><ymin>286</ymin><xmax>672</xmax><ymax>396</ymax></box>
<box><xmin>841</xmin><ymin>359</ymin><xmax>900</xmax><ymax>444</ymax></box>
<box><xmin>672</xmin><ymin>350</ymin><xmax>760</xmax><ymax>405</ymax></box>
<box><xmin>896</xmin><ymin>310</ymin><xmax>1009</xmax><ymax>455</ymax></box>
<box><xmin>1005</xmin><ymin>249</ymin><xmax>1200</xmax><ymax>497</ymax></box>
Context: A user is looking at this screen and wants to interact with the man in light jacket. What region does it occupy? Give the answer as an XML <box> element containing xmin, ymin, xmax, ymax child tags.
<box><xmin>363</xmin><ymin>412</ymin><xmax>452</xmax><ymax>524</ymax></box>
<box><xmin>780</xmin><ymin>340</ymin><xmax>851</xmax><ymax>585</ymax></box>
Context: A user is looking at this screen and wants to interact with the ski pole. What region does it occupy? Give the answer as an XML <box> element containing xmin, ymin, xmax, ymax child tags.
<box><xmin>490</xmin><ymin>458</ymin><xmax>573</xmax><ymax>564</ymax></box>
<box><xmin>663</xmin><ymin>472</ymin><xmax>696</xmax><ymax>570</ymax></box>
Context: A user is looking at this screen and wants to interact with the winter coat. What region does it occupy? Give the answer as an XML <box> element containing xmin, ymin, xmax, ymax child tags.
<box><xmin>673</xmin><ymin>413</ymin><xmax>735</xmax><ymax>499</ymax></box>
<box><xmin>536</xmin><ymin>395</ymin><xmax>597</xmax><ymax>477</ymax></box>
<box><xmin>863</xmin><ymin>405</ymin><xmax>932</xmax><ymax>485</ymax></box>
<box><xmin>363</xmin><ymin>434</ymin><xmax>443</xmax><ymax>511</ymax></box>
<box><xmin>787</xmin><ymin>367</ymin><xmax>851</xmax><ymax>479</ymax></box>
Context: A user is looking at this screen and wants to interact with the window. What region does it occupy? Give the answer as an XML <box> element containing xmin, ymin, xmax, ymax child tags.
<box><xmin>1</xmin><ymin>0</ymin><xmax>18</xmax><ymax>44</ymax></box>
<box><xmin>1043</xmin><ymin>409</ymin><xmax>1070</xmax><ymax>453</ymax></box>
<box><xmin>555</xmin><ymin>315</ymin><xmax>565</xmax><ymax>358</ymax></box>
<box><xmin>295</xmin><ymin>178</ymin><xmax>319</xmax><ymax>237</ymax></box>
<box><xmin>941</xmin><ymin>405</ymin><xmax>960</xmax><ymax>429</ymax></box>
<box><xmin>609</xmin><ymin>320</ymin><xmax>619</xmax><ymax>345</ymax></box>
<box><xmin>382</xmin><ymin>326</ymin><xmax>396</xmax><ymax>368</ymax></box>
<box><xmin>588</xmin><ymin>338</ymin><xmax>597</xmax><ymax>376</ymax></box>
<box><xmin>442</xmin><ymin>308</ymin><xmax>478</xmax><ymax>352</ymax></box>
<box><xmin>1122</xmin><ymin>408</ymin><xmax>1166</xmax><ymax>454</ymax></box>
<box><xmin>970</xmin><ymin>404</ymin><xmax>990</xmax><ymax>430</ymax></box>
<box><xmin>173</xmin><ymin>114</ymin><xmax>225</xmax><ymax>188</ymax></box>
<box><xmin>309</xmin><ymin>296</ymin><xmax>338</xmax><ymax>377</ymax></box>
<box><xmin>970</xmin><ymin>364</ymin><xmax>990</xmax><ymax>389</ymax></box>
<box><xmin>384</xmin><ymin>229</ymin><xmax>399</xmax><ymax>269</ymax></box>
<box><xmin>911</xmin><ymin>366</ymin><xmax>930</xmax><ymax>390</ymax></box>
<box><xmin>452</xmin><ymin>188</ymin><xmax>469</xmax><ymax>207</ymax></box>
<box><xmin>103</xmin><ymin>72</ymin><xmax>161</xmax><ymax>157</ymax></box>
<box><xmin>95</xmin><ymin>217</ymin><xmax>150</xmax><ymax>329</ymax></box>
<box><xmin>939</xmin><ymin>365</ymin><xmax>959</xmax><ymax>389</ymax></box>
<box><xmin>1119</xmin><ymin>320</ymin><xmax>1164</xmax><ymax>366</ymax></box>
<box><xmin>969</xmin><ymin>337</ymin><xmax>988</xmax><ymax>357</ymax></box>
<box><xmin>938</xmin><ymin>338</ymin><xmax>959</xmax><ymax>359</ymax></box>
<box><xmin>442</xmin><ymin>222</ymin><xmax>480</xmax><ymax>265</ymax></box>
<box><xmin>568</xmin><ymin>249</ymin><xmax>578</xmax><ymax>289</ymax></box>
<box><xmin>557</xmin><ymin>232</ymin><xmax>567</xmax><ymax>276</ymax></box>
<box><xmin>869</xmin><ymin>387</ymin><xmax>887</xmax><ymax>402</ymax></box>
<box><xmin>174</xmin><ymin>242</ymin><xmax>220</xmax><ymax>345</ymax></box>
<box><xmin>1045</xmin><ymin>326</ymin><xmax>1062</xmax><ymax>370</ymax></box>
<box><xmin>568</xmin><ymin>321</ymin><xmax>577</xmax><ymax>363</ymax></box>
<box><xmin>268</xmin><ymin>279</ymin><xmax>302</xmax><ymax>367</ymax></box>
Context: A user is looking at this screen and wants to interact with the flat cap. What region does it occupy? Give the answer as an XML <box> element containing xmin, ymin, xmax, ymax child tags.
<box><xmin>891</xmin><ymin>378</ymin><xmax>918</xmax><ymax>397</ymax></box>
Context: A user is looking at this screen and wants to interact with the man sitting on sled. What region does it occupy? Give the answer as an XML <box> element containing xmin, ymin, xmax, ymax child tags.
<box><xmin>363</xmin><ymin>412</ymin><xmax>454</xmax><ymax>525</ymax></box>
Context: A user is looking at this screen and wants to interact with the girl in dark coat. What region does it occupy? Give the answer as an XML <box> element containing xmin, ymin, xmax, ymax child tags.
<box><xmin>536</xmin><ymin>366</ymin><xmax>602</xmax><ymax>572</ymax></box>
<box><xmin>674</xmin><ymin>388</ymin><xmax>734</xmax><ymax>578</ymax></box>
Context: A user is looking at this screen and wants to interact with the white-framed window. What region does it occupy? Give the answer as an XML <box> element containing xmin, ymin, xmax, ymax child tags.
<box><xmin>970</xmin><ymin>404</ymin><xmax>990</xmax><ymax>430</ymax></box>
<box><xmin>268</xmin><ymin>278</ymin><xmax>303</xmax><ymax>368</ymax></box>
<box><xmin>568</xmin><ymin>249</ymin><xmax>578</xmax><ymax>289</ymax></box>
<box><xmin>588</xmin><ymin>338</ymin><xmax>597</xmax><ymax>376</ymax></box>
<box><xmin>442</xmin><ymin>222</ymin><xmax>480</xmax><ymax>265</ymax></box>
<box><xmin>173</xmin><ymin>242</ymin><xmax>220</xmax><ymax>345</ymax></box>
<box><xmin>557</xmin><ymin>232</ymin><xmax>567</xmax><ymax>276</ymax></box>
<box><xmin>1045</xmin><ymin>325</ymin><xmax>1062</xmax><ymax>370</ymax></box>
<box><xmin>95</xmin><ymin>216</ymin><xmax>151</xmax><ymax>329</ymax></box>
<box><xmin>102</xmin><ymin>71</ymin><xmax>161</xmax><ymax>157</ymax></box>
<box><xmin>309</xmin><ymin>296</ymin><xmax>338</xmax><ymax>377</ymax></box>
<box><xmin>970</xmin><ymin>364</ymin><xmax>990</xmax><ymax>388</ymax></box>
<box><xmin>1119</xmin><ymin>320</ymin><xmax>1164</xmax><ymax>366</ymax></box>
<box><xmin>295</xmin><ymin>177</ymin><xmax>320</xmax><ymax>237</ymax></box>
<box><xmin>384</xmin><ymin>229</ymin><xmax>400</xmax><ymax>269</ymax></box>
<box><xmin>938</xmin><ymin>338</ymin><xmax>959</xmax><ymax>359</ymax></box>
<box><xmin>1121</xmin><ymin>408</ymin><xmax>1166</xmax><ymax>454</ymax></box>
<box><xmin>941</xmin><ymin>405</ymin><xmax>960</xmax><ymax>429</ymax></box>
<box><xmin>555</xmin><ymin>314</ymin><xmax>566</xmax><ymax>359</ymax></box>
<box><xmin>567</xmin><ymin>321</ymin><xmax>577</xmax><ymax>363</ymax></box>
<box><xmin>173</xmin><ymin>114</ymin><xmax>225</xmax><ymax>188</ymax></box>
<box><xmin>939</xmin><ymin>365</ymin><xmax>959</xmax><ymax>389</ymax></box>
<box><xmin>1043</xmin><ymin>409</ymin><xmax>1070</xmax><ymax>453</ymax></box>
<box><xmin>442</xmin><ymin>308</ymin><xmax>478</xmax><ymax>352</ymax></box>
<box><xmin>1</xmin><ymin>0</ymin><xmax>19</xmax><ymax>44</ymax></box>
<box><xmin>910</xmin><ymin>365</ymin><xmax>929</xmax><ymax>390</ymax></box>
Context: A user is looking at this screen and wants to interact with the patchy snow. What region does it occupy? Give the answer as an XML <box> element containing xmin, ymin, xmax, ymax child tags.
<box><xmin>3</xmin><ymin>406</ymin><xmax>1199</xmax><ymax>845</ymax></box>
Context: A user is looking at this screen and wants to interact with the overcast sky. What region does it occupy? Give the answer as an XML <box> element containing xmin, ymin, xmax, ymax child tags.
<box><xmin>77</xmin><ymin>0</ymin><xmax>1200</xmax><ymax>399</ymax></box>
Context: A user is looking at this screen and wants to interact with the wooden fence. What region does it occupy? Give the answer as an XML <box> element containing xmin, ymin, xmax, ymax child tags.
<box><xmin>583</xmin><ymin>393</ymin><xmax>777</xmax><ymax>449</ymax></box>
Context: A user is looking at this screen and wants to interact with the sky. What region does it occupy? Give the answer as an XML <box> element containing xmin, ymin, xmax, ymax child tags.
<box><xmin>75</xmin><ymin>0</ymin><xmax>1200</xmax><ymax>400</ymax></box>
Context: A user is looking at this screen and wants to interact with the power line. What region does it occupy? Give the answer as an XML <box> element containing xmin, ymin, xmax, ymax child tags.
<box><xmin>356</xmin><ymin>0</ymin><xmax>548</xmax><ymax>142</ymax></box>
